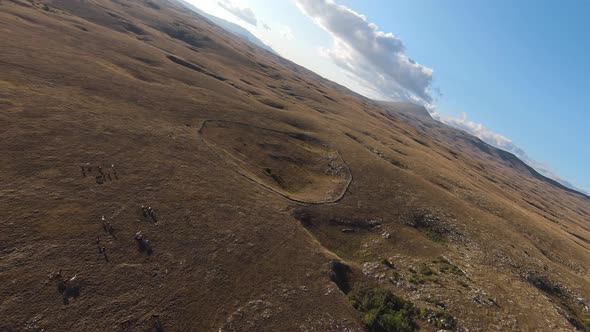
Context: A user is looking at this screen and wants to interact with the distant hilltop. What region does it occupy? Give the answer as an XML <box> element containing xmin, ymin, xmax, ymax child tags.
<box><xmin>177</xmin><ymin>0</ymin><xmax>276</xmax><ymax>54</ymax></box>
<box><xmin>373</xmin><ymin>100</ymin><xmax>433</xmax><ymax>119</ymax></box>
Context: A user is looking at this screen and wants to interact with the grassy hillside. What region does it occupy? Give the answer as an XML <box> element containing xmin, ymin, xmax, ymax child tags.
<box><xmin>1</xmin><ymin>0</ymin><xmax>589</xmax><ymax>331</ymax></box>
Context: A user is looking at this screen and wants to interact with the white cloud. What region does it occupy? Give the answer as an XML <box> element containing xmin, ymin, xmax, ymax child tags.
<box><xmin>295</xmin><ymin>0</ymin><xmax>434</xmax><ymax>104</ymax></box>
<box><xmin>434</xmin><ymin>112</ymin><xmax>525</xmax><ymax>156</ymax></box>
<box><xmin>218</xmin><ymin>0</ymin><xmax>257</xmax><ymax>26</ymax></box>
<box><xmin>279</xmin><ymin>25</ymin><xmax>295</xmax><ymax>41</ymax></box>
<box><xmin>430</xmin><ymin>111</ymin><xmax>587</xmax><ymax>194</ymax></box>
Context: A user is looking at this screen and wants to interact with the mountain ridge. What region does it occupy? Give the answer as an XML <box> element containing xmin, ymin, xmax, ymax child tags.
<box><xmin>176</xmin><ymin>0</ymin><xmax>276</xmax><ymax>54</ymax></box>
<box><xmin>377</xmin><ymin>100</ymin><xmax>590</xmax><ymax>200</ymax></box>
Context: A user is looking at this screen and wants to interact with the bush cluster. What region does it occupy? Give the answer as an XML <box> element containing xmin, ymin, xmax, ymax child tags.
<box><xmin>348</xmin><ymin>287</ymin><xmax>417</xmax><ymax>332</ymax></box>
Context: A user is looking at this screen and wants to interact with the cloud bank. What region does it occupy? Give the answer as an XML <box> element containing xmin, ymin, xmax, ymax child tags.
<box><xmin>218</xmin><ymin>0</ymin><xmax>257</xmax><ymax>26</ymax></box>
<box><xmin>295</xmin><ymin>0</ymin><xmax>433</xmax><ymax>104</ymax></box>
<box><xmin>431</xmin><ymin>112</ymin><xmax>587</xmax><ymax>194</ymax></box>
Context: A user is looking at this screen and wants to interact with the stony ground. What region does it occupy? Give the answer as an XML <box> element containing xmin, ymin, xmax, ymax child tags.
<box><xmin>1</xmin><ymin>0</ymin><xmax>589</xmax><ymax>331</ymax></box>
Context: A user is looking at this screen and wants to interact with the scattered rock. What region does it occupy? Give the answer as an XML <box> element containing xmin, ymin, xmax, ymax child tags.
<box><xmin>362</xmin><ymin>262</ymin><xmax>387</xmax><ymax>281</ymax></box>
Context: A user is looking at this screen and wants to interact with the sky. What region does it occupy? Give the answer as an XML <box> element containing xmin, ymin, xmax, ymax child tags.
<box><xmin>185</xmin><ymin>0</ymin><xmax>589</xmax><ymax>194</ymax></box>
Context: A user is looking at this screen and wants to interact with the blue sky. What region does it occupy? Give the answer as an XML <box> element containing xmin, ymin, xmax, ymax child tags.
<box><xmin>187</xmin><ymin>0</ymin><xmax>589</xmax><ymax>193</ymax></box>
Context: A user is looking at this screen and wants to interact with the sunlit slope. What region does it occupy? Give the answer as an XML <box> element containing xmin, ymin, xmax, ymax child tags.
<box><xmin>1</xmin><ymin>0</ymin><xmax>589</xmax><ymax>331</ymax></box>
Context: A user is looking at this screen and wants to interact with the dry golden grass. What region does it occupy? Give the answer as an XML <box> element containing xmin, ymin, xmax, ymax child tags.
<box><xmin>1</xmin><ymin>0</ymin><xmax>589</xmax><ymax>331</ymax></box>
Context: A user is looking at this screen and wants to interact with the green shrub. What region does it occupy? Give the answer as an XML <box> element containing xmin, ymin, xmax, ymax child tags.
<box><xmin>407</xmin><ymin>275</ymin><xmax>426</xmax><ymax>284</ymax></box>
<box><xmin>435</xmin><ymin>256</ymin><xmax>464</xmax><ymax>276</ymax></box>
<box><xmin>380</xmin><ymin>258</ymin><xmax>394</xmax><ymax>268</ymax></box>
<box><xmin>418</xmin><ymin>264</ymin><xmax>434</xmax><ymax>276</ymax></box>
<box><xmin>348</xmin><ymin>287</ymin><xmax>417</xmax><ymax>332</ymax></box>
<box><xmin>457</xmin><ymin>280</ymin><xmax>469</xmax><ymax>288</ymax></box>
<box><xmin>425</xmin><ymin>297</ymin><xmax>445</xmax><ymax>308</ymax></box>
<box><xmin>389</xmin><ymin>271</ymin><xmax>401</xmax><ymax>282</ymax></box>
<box><xmin>581</xmin><ymin>313</ymin><xmax>590</xmax><ymax>329</ymax></box>
<box><xmin>425</xmin><ymin>230</ymin><xmax>443</xmax><ymax>242</ymax></box>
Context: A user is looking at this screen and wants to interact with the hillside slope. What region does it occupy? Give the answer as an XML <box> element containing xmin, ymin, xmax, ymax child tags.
<box><xmin>1</xmin><ymin>0</ymin><xmax>589</xmax><ymax>331</ymax></box>
<box><xmin>176</xmin><ymin>0</ymin><xmax>276</xmax><ymax>54</ymax></box>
